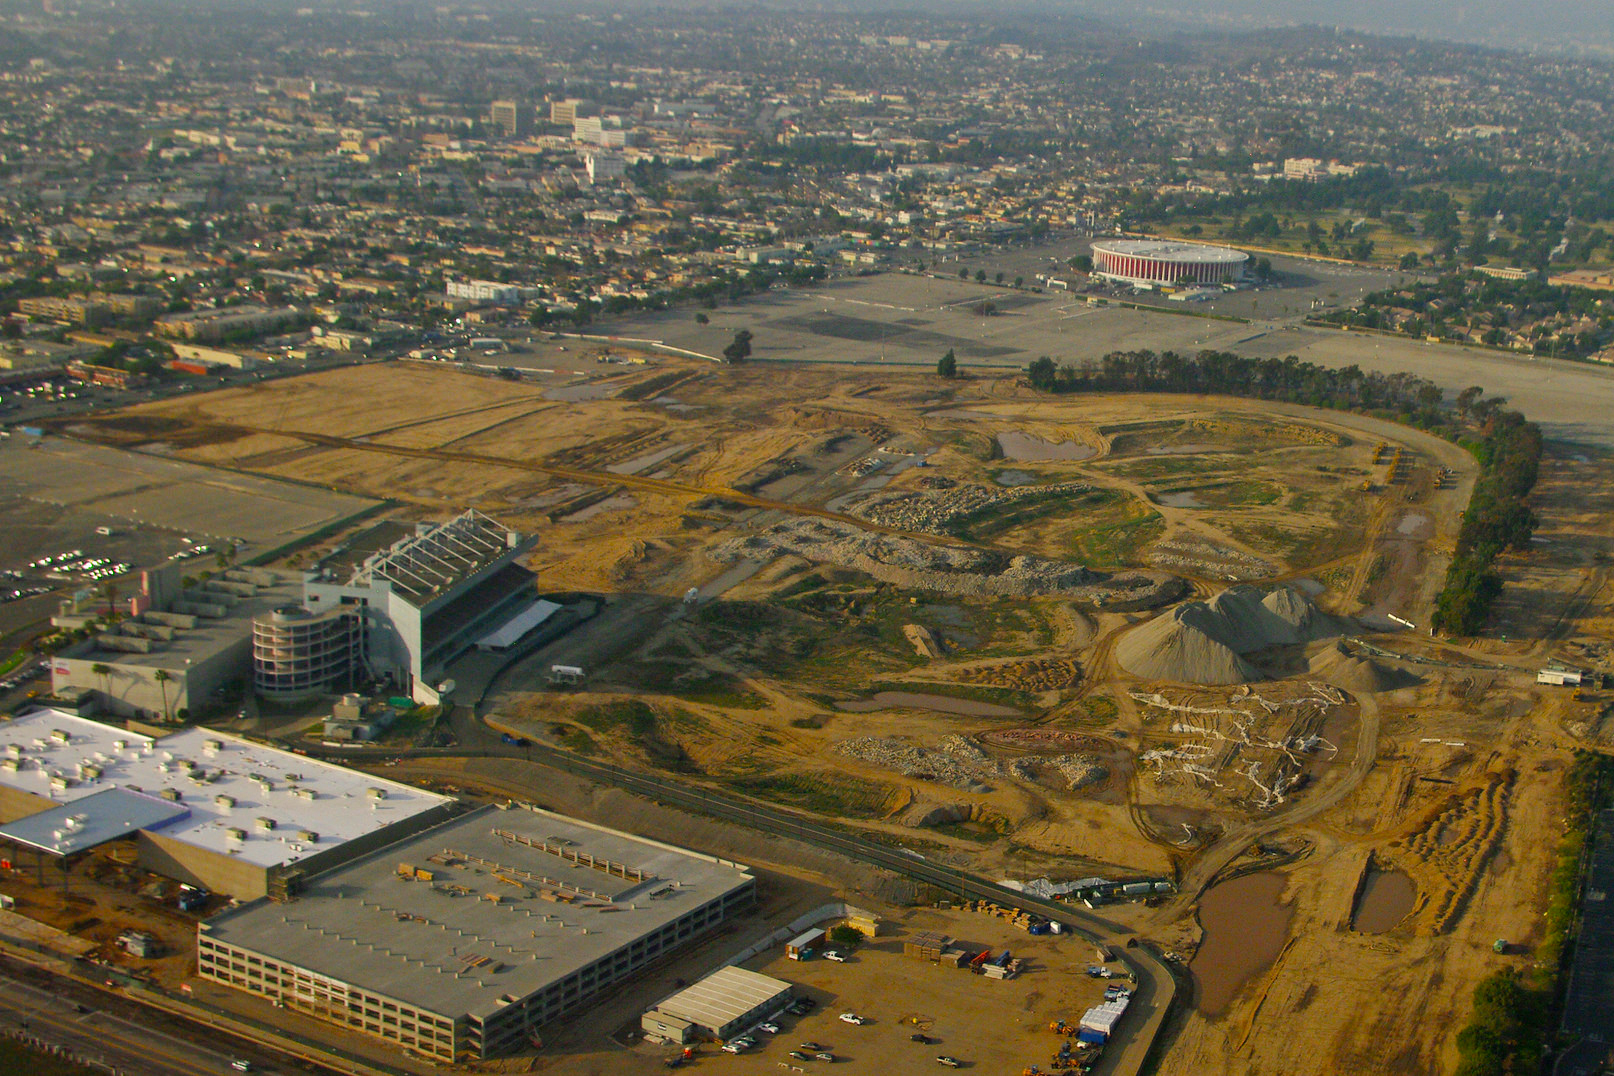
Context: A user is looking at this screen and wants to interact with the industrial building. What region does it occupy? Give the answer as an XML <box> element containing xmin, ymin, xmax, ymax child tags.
<box><xmin>1090</xmin><ymin>239</ymin><xmax>1249</xmax><ymax>287</ymax></box>
<box><xmin>0</xmin><ymin>709</ymin><xmax>454</xmax><ymax>899</ymax></box>
<box><xmin>254</xmin><ymin>511</ymin><xmax>543</xmax><ymax>703</ymax></box>
<box><xmin>641</xmin><ymin>966</ymin><xmax>794</xmax><ymax>1044</ymax></box>
<box><xmin>53</xmin><ymin>563</ymin><xmax>304</xmax><ymax>721</ymax></box>
<box><xmin>196</xmin><ymin>805</ymin><xmax>756</xmax><ymax>1061</ymax></box>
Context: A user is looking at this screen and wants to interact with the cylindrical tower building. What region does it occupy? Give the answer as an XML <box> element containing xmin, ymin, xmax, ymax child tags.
<box><xmin>253</xmin><ymin>606</ymin><xmax>360</xmax><ymax>700</ymax></box>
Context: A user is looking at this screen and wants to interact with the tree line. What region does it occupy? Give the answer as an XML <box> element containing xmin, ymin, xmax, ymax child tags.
<box><xmin>1024</xmin><ymin>349</ymin><xmax>1542</xmax><ymax>636</ymax></box>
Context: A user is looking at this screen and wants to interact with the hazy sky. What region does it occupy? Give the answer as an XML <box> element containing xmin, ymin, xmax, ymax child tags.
<box><xmin>1075</xmin><ymin>0</ymin><xmax>1614</xmax><ymax>55</ymax></box>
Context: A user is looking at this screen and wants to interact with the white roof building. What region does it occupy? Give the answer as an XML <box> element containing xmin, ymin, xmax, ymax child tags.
<box><xmin>0</xmin><ymin>709</ymin><xmax>455</xmax><ymax>897</ymax></box>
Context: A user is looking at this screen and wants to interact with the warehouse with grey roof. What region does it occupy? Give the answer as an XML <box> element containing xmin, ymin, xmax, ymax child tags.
<box><xmin>196</xmin><ymin>804</ymin><xmax>755</xmax><ymax>1061</ymax></box>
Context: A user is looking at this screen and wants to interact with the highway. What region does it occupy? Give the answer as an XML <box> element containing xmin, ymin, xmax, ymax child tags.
<box><xmin>0</xmin><ymin>960</ymin><xmax>248</xmax><ymax>1076</ymax></box>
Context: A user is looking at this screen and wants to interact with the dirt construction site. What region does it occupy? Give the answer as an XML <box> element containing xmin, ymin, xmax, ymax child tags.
<box><xmin>50</xmin><ymin>354</ymin><xmax>1614</xmax><ymax>1074</ymax></box>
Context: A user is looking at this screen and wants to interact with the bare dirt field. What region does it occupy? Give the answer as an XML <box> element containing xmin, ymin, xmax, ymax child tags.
<box><xmin>51</xmin><ymin>358</ymin><xmax>1614</xmax><ymax>1075</ymax></box>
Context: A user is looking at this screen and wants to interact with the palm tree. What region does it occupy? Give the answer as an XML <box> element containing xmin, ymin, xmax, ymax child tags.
<box><xmin>91</xmin><ymin>663</ymin><xmax>112</xmax><ymax>697</ymax></box>
<box><xmin>153</xmin><ymin>669</ymin><xmax>173</xmax><ymax>723</ymax></box>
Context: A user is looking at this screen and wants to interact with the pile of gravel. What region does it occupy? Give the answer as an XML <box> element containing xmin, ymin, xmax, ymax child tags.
<box><xmin>1118</xmin><ymin>584</ymin><xmax>1357</xmax><ymax>685</ymax></box>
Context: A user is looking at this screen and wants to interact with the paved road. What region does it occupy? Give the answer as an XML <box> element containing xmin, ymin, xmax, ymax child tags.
<box><xmin>1558</xmin><ymin>808</ymin><xmax>1614</xmax><ymax>1076</ymax></box>
<box><xmin>0</xmin><ymin>965</ymin><xmax>243</xmax><ymax>1076</ymax></box>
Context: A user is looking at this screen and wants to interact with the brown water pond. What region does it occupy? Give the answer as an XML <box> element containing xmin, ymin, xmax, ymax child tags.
<box><xmin>996</xmin><ymin>431</ymin><xmax>1097</xmax><ymax>462</ymax></box>
<box><xmin>1191</xmin><ymin>872</ymin><xmax>1294</xmax><ymax>1015</ymax></box>
<box><xmin>1351</xmin><ymin>867</ymin><xmax>1417</xmax><ymax>934</ymax></box>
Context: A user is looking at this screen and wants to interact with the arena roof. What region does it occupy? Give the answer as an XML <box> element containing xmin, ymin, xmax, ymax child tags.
<box><xmin>0</xmin><ymin>710</ymin><xmax>451</xmax><ymax>868</ymax></box>
<box><xmin>1090</xmin><ymin>239</ymin><xmax>1249</xmax><ymax>265</ymax></box>
<box><xmin>198</xmin><ymin>805</ymin><xmax>756</xmax><ymax>1021</ymax></box>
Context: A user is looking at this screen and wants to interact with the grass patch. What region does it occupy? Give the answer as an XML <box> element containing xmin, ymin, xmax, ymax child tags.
<box><xmin>1221</xmin><ymin>512</ymin><xmax>1366</xmax><ymax>569</ymax></box>
<box><xmin>1078</xmin><ymin>695</ymin><xmax>1119</xmax><ymax>724</ymax></box>
<box><xmin>0</xmin><ymin>648</ymin><xmax>27</xmax><ymax>677</ymax></box>
<box><xmin>574</xmin><ymin>699</ymin><xmax>659</xmax><ymax>737</ymax></box>
<box><xmin>0</xmin><ymin>1041</ymin><xmax>104</xmax><ymax>1076</ymax></box>
<box><xmin>1097</xmin><ymin>454</ymin><xmax>1237</xmax><ymax>480</ymax></box>
<box><xmin>559</xmin><ymin>727</ymin><xmax>599</xmax><ymax>754</ymax></box>
<box><xmin>612</xmin><ymin>661</ymin><xmax>768</xmax><ymax>708</ymax></box>
<box><xmin>1064</xmin><ymin>494</ymin><xmax>1166</xmax><ymax>568</ymax></box>
<box><xmin>728</xmin><ymin>771</ymin><xmax>894</xmax><ymax>817</ymax></box>
<box><xmin>948</xmin><ymin>486</ymin><xmax>1089</xmax><ymax>541</ymax></box>
<box><xmin>867</xmin><ymin>679</ymin><xmax>1032</xmax><ymax>710</ymax></box>
<box><xmin>930</xmin><ymin>819</ymin><xmax>1006</xmax><ymax>844</ymax></box>
<box><xmin>1184</xmin><ymin>479</ymin><xmax>1284</xmax><ymax>508</ymax></box>
<box><xmin>936</xmin><ymin>429</ymin><xmax>1000</xmax><ymax>462</ymax></box>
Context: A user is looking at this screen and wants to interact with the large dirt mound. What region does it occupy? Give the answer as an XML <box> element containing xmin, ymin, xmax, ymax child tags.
<box><xmin>1117</xmin><ymin>585</ymin><xmax>1355</xmax><ymax>684</ymax></box>
<box><xmin>1308</xmin><ymin>641</ymin><xmax>1423</xmax><ymax>694</ymax></box>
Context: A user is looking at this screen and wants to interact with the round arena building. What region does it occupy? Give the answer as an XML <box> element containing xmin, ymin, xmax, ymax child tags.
<box><xmin>1091</xmin><ymin>239</ymin><xmax>1249</xmax><ymax>286</ymax></box>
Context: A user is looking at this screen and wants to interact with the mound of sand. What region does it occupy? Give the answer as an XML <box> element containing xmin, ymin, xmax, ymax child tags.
<box><xmin>1308</xmin><ymin>641</ymin><xmax>1422</xmax><ymax>694</ymax></box>
<box><xmin>1117</xmin><ymin>584</ymin><xmax>1356</xmax><ymax>685</ymax></box>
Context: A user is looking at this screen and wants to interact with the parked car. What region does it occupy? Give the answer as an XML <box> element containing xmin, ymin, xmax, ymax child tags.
<box><xmin>815</xmin><ymin>1053</ymin><xmax>836</xmax><ymax>1063</ymax></box>
<box><xmin>935</xmin><ymin>1056</ymin><xmax>962</xmax><ymax>1068</ymax></box>
<box><xmin>823</xmin><ymin>950</ymin><xmax>846</xmax><ymax>962</ymax></box>
<box><xmin>838</xmin><ymin>1013</ymin><xmax>868</xmax><ymax>1025</ymax></box>
<box><xmin>789</xmin><ymin>1051</ymin><xmax>812</xmax><ymax>1062</ymax></box>
<box><xmin>911</xmin><ymin>1033</ymin><xmax>937</xmax><ymax>1044</ymax></box>
<box><xmin>758</xmin><ymin>1022</ymin><xmax>780</xmax><ymax>1035</ymax></box>
<box><xmin>798</xmin><ymin>1042</ymin><xmax>823</xmax><ymax>1051</ymax></box>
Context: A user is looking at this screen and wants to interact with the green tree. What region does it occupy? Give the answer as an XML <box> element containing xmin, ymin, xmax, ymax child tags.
<box><xmin>91</xmin><ymin>662</ymin><xmax>112</xmax><ymax>696</ymax></box>
<box><xmin>153</xmin><ymin>668</ymin><xmax>174</xmax><ymax>723</ymax></box>
<box><xmin>937</xmin><ymin>349</ymin><xmax>958</xmax><ymax>379</ymax></box>
<box><xmin>974</xmin><ymin>269</ymin><xmax>987</xmax><ymax>283</ymax></box>
<box><xmin>695</xmin><ymin>312</ymin><xmax>709</xmax><ymax>325</ymax></box>
<box><xmin>723</xmin><ymin>329</ymin><xmax>753</xmax><ymax>364</ymax></box>
<box><xmin>827</xmin><ymin>924</ymin><xmax>864</xmax><ymax>948</ymax></box>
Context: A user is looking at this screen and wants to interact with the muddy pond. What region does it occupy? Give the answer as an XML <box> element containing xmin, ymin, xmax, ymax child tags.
<box><xmin>1191</xmin><ymin>872</ymin><xmax>1294</xmax><ymax>1015</ymax></box>
<box><xmin>1351</xmin><ymin>867</ymin><xmax>1417</xmax><ymax>934</ymax></box>
<box><xmin>996</xmin><ymin>431</ymin><xmax>1096</xmax><ymax>462</ymax></box>
<box><xmin>835</xmin><ymin>691</ymin><xmax>1023</xmax><ymax>718</ymax></box>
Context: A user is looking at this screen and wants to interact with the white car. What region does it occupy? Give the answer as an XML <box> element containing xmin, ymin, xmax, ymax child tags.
<box><xmin>721</xmin><ymin>1042</ymin><xmax>746</xmax><ymax>1054</ymax></box>
<box><xmin>823</xmin><ymin>950</ymin><xmax>846</xmax><ymax>962</ymax></box>
<box><xmin>839</xmin><ymin>1013</ymin><xmax>868</xmax><ymax>1025</ymax></box>
<box><xmin>757</xmin><ymin>1022</ymin><xmax>780</xmax><ymax>1034</ymax></box>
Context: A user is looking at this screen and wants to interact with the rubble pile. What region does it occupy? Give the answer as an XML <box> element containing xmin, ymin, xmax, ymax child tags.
<box><xmin>851</xmin><ymin>481</ymin><xmax>1090</xmax><ymax>535</ymax></box>
<box><xmin>836</xmin><ymin>735</ymin><xmax>1107</xmax><ymax>794</ymax></box>
<box><xmin>715</xmin><ymin>517</ymin><xmax>1183</xmax><ymax>604</ymax></box>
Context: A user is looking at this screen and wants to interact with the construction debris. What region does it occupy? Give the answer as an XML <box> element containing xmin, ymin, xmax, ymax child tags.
<box><xmin>837</xmin><ymin>735</ymin><xmax>1107</xmax><ymax>793</ymax></box>
<box><xmin>851</xmin><ymin>482</ymin><xmax>1091</xmax><ymax>536</ymax></box>
<box><xmin>714</xmin><ymin>517</ymin><xmax>1184</xmax><ymax>603</ymax></box>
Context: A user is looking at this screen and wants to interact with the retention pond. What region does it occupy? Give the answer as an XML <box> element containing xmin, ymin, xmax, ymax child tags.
<box><xmin>1351</xmin><ymin>866</ymin><xmax>1417</xmax><ymax>934</ymax></box>
<box><xmin>1191</xmin><ymin>871</ymin><xmax>1294</xmax><ymax>1015</ymax></box>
